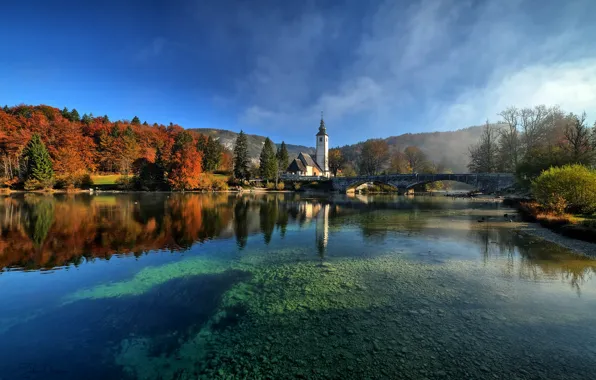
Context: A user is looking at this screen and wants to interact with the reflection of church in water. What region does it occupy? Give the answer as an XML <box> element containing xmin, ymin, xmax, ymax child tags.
<box><xmin>296</xmin><ymin>202</ymin><xmax>330</xmax><ymax>258</ymax></box>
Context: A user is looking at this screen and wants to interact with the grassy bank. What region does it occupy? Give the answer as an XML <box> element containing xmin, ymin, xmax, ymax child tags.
<box><xmin>511</xmin><ymin>200</ymin><xmax>596</xmax><ymax>243</ymax></box>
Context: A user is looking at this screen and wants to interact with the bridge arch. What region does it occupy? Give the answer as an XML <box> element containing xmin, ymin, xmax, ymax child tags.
<box><xmin>344</xmin><ymin>180</ymin><xmax>400</xmax><ymax>192</ymax></box>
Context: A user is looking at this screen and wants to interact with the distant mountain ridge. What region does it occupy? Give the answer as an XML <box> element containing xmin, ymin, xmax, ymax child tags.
<box><xmin>189</xmin><ymin>128</ymin><xmax>314</xmax><ymax>163</ymax></box>
<box><xmin>191</xmin><ymin>126</ymin><xmax>486</xmax><ymax>172</ymax></box>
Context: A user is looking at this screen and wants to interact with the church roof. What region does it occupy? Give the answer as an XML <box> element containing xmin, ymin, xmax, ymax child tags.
<box><xmin>298</xmin><ymin>152</ymin><xmax>321</xmax><ymax>170</ymax></box>
<box><xmin>287</xmin><ymin>158</ymin><xmax>306</xmax><ymax>172</ymax></box>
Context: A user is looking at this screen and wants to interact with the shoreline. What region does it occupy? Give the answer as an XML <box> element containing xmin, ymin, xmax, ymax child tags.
<box><xmin>515</xmin><ymin>222</ymin><xmax>596</xmax><ymax>258</ymax></box>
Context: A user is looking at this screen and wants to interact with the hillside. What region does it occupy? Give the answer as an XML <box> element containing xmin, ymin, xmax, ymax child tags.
<box><xmin>189</xmin><ymin>128</ymin><xmax>314</xmax><ymax>163</ymax></box>
<box><xmin>339</xmin><ymin>125</ymin><xmax>488</xmax><ymax>173</ymax></box>
<box><xmin>194</xmin><ymin>126</ymin><xmax>486</xmax><ymax>172</ymax></box>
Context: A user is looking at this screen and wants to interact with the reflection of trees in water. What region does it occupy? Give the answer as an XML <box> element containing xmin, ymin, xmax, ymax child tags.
<box><xmin>23</xmin><ymin>195</ymin><xmax>55</xmax><ymax>247</ymax></box>
<box><xmin>468</xmin><ymin>226</ymin><xmax>596</xmax><ymax>293</ymax></box>
<box><xmin>259</xmin><ymin>197</ymin><xmax>278</xmax><ymax>244</ymax></box>
<box><xmin>0</xmin><ymin>194</ymin><xmax>236</xmax><ymax>270</ymax></box>
<box><xmin>233</xmin><ymin>198</ymin><xmax>249</xmax><ymax>249</ymax></box>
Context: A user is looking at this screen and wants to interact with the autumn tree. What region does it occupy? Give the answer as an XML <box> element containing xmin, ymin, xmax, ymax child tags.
<box><xmin>118</xmin><ymin>126</ymin><xmax>140</xmax><ymax>175</ymax></box>
<box><xmin>233</xmin><ymin>130</ymin><xmax>250</xmax><ymax>180</ymax></box>
<box><xmin>403</xmin><ymin>146</ymin><xmax>427</xmax><ymax>173</ymax></box>
<box><xmin>168</xmin><ymin>131</ymin><xmax>203</xmax><ymax>190</ymax></box>
<box><xmin>389</xmin><ymin>151</ymin><xmax>410</xmax><ymax>174</ymax></box>
<box><xmin>259</xmin><ymin>137</ymin><xmax>277</xmax><ymax>181</ymax></box>
<box><xmin>23</xmin><ymin>134</ymin><xmax>54</xmax><ymax>189</ymax></box>
<box><xmin>328</xmin><ymin>148</ymin><xmax>344</xmax><ymax>177</ymax></box>
<box><xmin>358</xmin><ymin>139</ymin><xmax>389</xmax><ymax>175</ymax></box>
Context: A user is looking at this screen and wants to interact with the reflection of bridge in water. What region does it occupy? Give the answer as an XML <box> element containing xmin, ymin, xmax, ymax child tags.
<box><xmin>332</xmin><ymin>173</ymin><xmax>515</xmax><ymax>193</ymax></box>
<box><xmin>284</xmin><ymin>173</ymin><xmax>516</xmax><ymax>193</ymax></box>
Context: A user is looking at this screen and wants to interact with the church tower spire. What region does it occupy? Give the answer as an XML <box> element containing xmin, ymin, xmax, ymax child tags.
<box><xmin>315</xmin><ymin>112</ymin><xmax>329</xmax><ymax>177</ymax></box>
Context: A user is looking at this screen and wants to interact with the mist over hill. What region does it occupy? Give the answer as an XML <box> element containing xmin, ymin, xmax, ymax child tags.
<box><xmin>193</xmin><ymin>125</ymin><xmax>487</xmax><ymax>172</ymax></box>
<box><xmin>189</xmin><ymin>128</ymin><xmax>314</xmax><ymax>164</ymax></box>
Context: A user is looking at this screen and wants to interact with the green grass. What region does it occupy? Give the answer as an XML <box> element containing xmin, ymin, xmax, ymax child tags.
<box><xmin>91</xmin><ymin>174</ymin><xmax>128</xmax><ymax>186</ymax></box>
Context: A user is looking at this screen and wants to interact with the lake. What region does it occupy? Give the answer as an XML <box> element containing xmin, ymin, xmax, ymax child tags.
<box><xmin>0</xmin><ymin>193</ymin><xmax>595</xmax><ymax>379</ymax></box>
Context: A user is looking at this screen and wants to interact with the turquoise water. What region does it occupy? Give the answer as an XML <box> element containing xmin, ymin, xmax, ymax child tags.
<box><xmin>0</xmin><ymin>193</ymin><xmax>595</xmax><ymax>379</ymax></box>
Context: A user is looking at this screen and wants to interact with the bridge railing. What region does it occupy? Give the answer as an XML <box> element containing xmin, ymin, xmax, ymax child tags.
<box><xmin>280</xmin><ymin>175</ymin><xmax>329</xmax><ymax>181</ymax></box>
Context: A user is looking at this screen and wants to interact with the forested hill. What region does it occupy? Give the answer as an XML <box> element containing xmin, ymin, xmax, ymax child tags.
<box><xmin>189</xmin><ymin>128</ymin><xmax>314</xmax><ymax>162</ymax></box>
<box><xmin>339</xmin><ymin>126</ymin><xmax>485</xmax><ymax>173</ymax></box>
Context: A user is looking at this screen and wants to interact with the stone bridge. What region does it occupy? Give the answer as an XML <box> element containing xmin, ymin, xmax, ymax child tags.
<box><xmin>330</xmin><ymin>173</ymin><xmax>515</xmax><ymax>193</ymax></box>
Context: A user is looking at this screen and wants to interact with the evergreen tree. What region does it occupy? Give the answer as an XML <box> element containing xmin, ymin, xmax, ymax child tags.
<box><xmin>131</xmin><ymin>116</ymin><xmax>141</xmax><ymax>125</ymax></box>
<box><xmin>61</xmin><ymin>107</ymin><xmax>70</xmax><ymax>119</ymax></box>
<box><xmin>142</xmin><ymin>121</ymin><xmax>148</xmax><ymax>126</ymax></box>
<box><xmin>276</xmin><ymin>141</ymin><xmax>289</xmax><ymax>172</ymax></box>
<box><xmin>110</xmin><ymin>124</ymin><xmax>121</xmax><ymax>137</ymax></box>
<box><xmin>102</xmin><ymin>115</ymin><xmax>110</xmax><ymax>123</ymax></box>
<box><xmin>70</xmin><ymin>108</ymin><xmax>80</xmax><ymax>122</ymax></box>
<box><xmin>23</xmin><ymin>134</ymin><xmax>54</xmax><ymax>189</ymax></box>
<box><xmin>2</xmin><ymin>105</ymin><xmax>9</xmax><ymax>113</ymax></box>
<box><xmin>81</xmin><ymin>113</ymin><xmax>92</xmax><ymax>125</ymax></box>
<box><xmin>259</xmin><ymin>137</ymin><xmax>277</xmax><ymax>181</ymax></box>
<box><xmin>233</xmin><ymin>130</ymin><xmax>250</xmax><ymax>180</ymax></box>
<box><xmin>203</xmin><ymin>136</ymin><xmax>223</xmax><ymax>172</ymax></box>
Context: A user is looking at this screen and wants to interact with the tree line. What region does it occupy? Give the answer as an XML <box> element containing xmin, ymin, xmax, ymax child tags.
<box><xmin>0</xmin><ymin>104</ymin><xmax>232</xmax><ymax>190</ymax></box>
<box><xmin>467</xmin><ymin>105</ymin><xmax>596</xmax><ymax>181</ymax></box>
<box><xmin>232</xmin><ymin>130</ymin><xmax>289</xmax><ymax>186</ymax></box>
<box><xmin>325</xmin><ymin>141</ymin><xmax>450</xmax><ymax>178</ymax></box>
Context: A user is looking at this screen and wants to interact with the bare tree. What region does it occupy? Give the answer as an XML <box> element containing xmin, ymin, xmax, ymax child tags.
<box><xmin>468</xmin><ymin>120</ymin><xmax>499</xmax><ymax>173</ymax></box>
<box><xmin>563</xmin><ymin>112</ymin><xmax>594</xmax><ymax>165</ymax></box>
<box><xmin>497</xmin><ymin>107</ymin><xmax>520</xmax><ymax>171</ymax></box>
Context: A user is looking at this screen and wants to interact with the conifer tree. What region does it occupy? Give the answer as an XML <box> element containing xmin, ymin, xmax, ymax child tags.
<box><xmin>131</xmin><ymin>116</ymin><xmax>141</xmax><ymax>125</ymax></box>
<box><xmin>203</xmin><ymin>136</ymin><xmax>223</xmax><ymax>172</ymax></box>
<box><xmin>70</xmin><ymin>109</ymin><xmax>80</xmax><ymax>122</ymax></box>
<box><xmin>23</xmin><ymin>134</ymin><xmax>54</xmax><ymax>189</ymax></box>
<box><xmin>233</xmin><ymin>130</ymin><xmax>250</xmax><ymax>180</ymax></box>
<box><xmin>259</xmin><ymin>137</ymin><xmax>277</xmax><ymax>181</ymax></box>
<box><xmin>276</xmin><ymin>141</ymin><xmax>289</xmax><ymax>172</ymax></box>
<box><xmin>2</xmin><ymin>105</ymin><xmax>9</xmax><ymax>113</ymax></box>
<box><xmin>81</xmin><ymin>113</ymin><xmax>92</xmax><ymax>125</ymax></box>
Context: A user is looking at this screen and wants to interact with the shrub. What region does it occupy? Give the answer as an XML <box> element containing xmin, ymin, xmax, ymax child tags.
<box><xmin>24</xmin><ymin>179</ymin><xmax>44</xmax><ymax>191</ymax></box>
<box><xmin>266</xmin><ymin>182</ymin><xmax>275</xmax><ymax>190</ymax></box>
<box><xmin>212</xmin><ymin>178</ymin><xmax>229</xmax><ymax>191</ymax></box>
<box><xmin>532</xmin><ymin>164</ymin><xmax>596</xmax><ymax>214</ymax></box>
<box><xmin>55</xmin><ymin>172</ymin><xmax>94</xmax><ymax>190</ymax></box>
<box><xmin>293</xmin><ymin>183</ymin><xmax>301</xmax><ymax>191</ymax></box>
<box><xmin>276</xmin><ymin>182</ymin><xmax>285</xmax><ymax>190</ymax></box>
<box><xmin>115</xmin><ymin>176</ymin><xmax>134</xmax><ymax>190</ymax></box>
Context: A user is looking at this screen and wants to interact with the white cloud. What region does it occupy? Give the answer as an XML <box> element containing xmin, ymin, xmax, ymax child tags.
<box><xmin>233</xmin><ymin>0</ymin><xmax>596</xmax><ymax>142</ymax></box>
<box><xmin>437</xmin><ymin>60</ymin><xmax>596</xmax><ymax>129</ymax></box>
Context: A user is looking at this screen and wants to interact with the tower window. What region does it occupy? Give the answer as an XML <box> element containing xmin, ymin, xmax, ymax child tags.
<box><xmin>319</xmin><ymin>137</ymin><xmax>322</xmax><ymax>142</ymax></box>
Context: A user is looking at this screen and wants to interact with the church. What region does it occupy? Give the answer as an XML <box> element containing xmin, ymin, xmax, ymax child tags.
<box><xmin>285</xmin><ymin>115</ymin><xmax>330</xmax><ymax>178</ymax></box>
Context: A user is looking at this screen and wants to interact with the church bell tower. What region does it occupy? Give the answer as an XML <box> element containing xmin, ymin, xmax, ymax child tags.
<box><xmin>315</xmin><ymin>112</ymin><xmax>329</xmax><ymax>177</ymax></box>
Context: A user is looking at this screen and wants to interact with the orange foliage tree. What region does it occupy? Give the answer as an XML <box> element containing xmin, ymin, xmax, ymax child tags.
<box><xmin>167</xmin><ymin>131</ymin><xmax>203</xmax><ymax>190</ymax></box>
<box><xmin>0</xmin><ymin>104</ymin><xmax>225</xmax><ymax>189</ymax></box>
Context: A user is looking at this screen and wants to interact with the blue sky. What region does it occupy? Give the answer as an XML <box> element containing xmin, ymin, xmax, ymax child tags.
<box><xmin>1</xmin><ymin>0</ymin><xmax>595</xmax><ymax>147</ymax></box>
